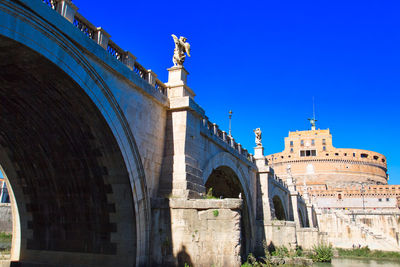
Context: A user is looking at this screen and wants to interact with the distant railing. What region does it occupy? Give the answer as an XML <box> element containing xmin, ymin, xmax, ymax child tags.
<box><xmin>155</xmin><ymin>78</ymin><xmax>167</xmax><ymax>95</ymax></box>
<box><xmin>41</xmin><ymin>0</ymin><xmax>168</xmax><ymax>97</ymax></box>
<box><xmin>202</xmin><ymin>118</ymin><xmax>254</xmax><ymax>163</ymax></box>
<box><xmin>42</xmin><ymin>0</ymin><xmax>57</xmax><ymax>10</ymax></box>
<box><xmin>134</xmin><ymin>62</ymin><xmax>147</xmax><ymax>81</ymax></box>
<box><xmin>73</xmin><ymin>13</ymin><xmax>95</xmax><ymax>39</ymax></box>
<box><xmin>107</xmin><ymin>40</ymin><xmax>124</xmax><ymax>61</ymax></box>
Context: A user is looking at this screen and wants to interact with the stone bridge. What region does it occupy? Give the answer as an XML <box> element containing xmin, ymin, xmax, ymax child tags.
<box><xmin>0</xmin><ymin>1</ymin><xmax>316</xmax><ymax>266</ymax></box>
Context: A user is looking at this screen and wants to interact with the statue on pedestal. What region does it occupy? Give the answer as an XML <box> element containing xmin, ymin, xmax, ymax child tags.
<box><xmin>171</xmin><ymin>34</ymin><xmax>191</xmax><ymax>66</ymax></box>
<box><xmin>254</xmin><ymin>128</ymin><xmax>262</xmax><ymax>147</ymax></box>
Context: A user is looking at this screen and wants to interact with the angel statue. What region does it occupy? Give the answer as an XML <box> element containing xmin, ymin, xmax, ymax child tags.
<box><xmin>171</xmin><ymin>34</ymin><xmax>191</xmax><ymax>66</ymax></box>
<box><xmin>254</xmin><ymin>128</ymin><xmax>262</xmax><ymax>147</ymax></box>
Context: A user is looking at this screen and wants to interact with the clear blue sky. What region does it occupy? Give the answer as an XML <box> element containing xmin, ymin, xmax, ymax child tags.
<box><xmin>73</xmin><ymin>0</ymin><xmax>400</xmax><ymax>184</ymax></box>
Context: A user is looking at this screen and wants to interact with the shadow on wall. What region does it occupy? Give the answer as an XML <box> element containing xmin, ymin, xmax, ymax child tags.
<box><xmin>177</xmin><ymin>245</ymin><xmax>193</xmax><ymax>267</ymax></box>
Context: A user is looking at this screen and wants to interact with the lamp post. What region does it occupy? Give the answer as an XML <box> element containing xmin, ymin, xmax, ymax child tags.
<box><xmin>228</xmin><ymin>110</ymin><xmax>233</xmax><ymax>136</ymax></box>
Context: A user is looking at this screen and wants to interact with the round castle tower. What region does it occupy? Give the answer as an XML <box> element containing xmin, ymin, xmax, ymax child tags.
<box><xmin>265</xmin><ymin>124</ymin><xmax>388</xmax><ymax>189</ymax></box>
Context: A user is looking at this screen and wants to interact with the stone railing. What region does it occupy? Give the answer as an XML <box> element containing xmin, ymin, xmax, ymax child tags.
<box><xmin>41</xmin><ymin>0</ymin><xmax>168</xmax><ymax>97</ymax></box>
<box><xmin>42</xmin><ymin>0</ymin><xmax>58</xmax><ymax>10</ymax></box>
<box><xmin>73</xmin><ymin>13</ymin><xmax>95</xmax><ymax>39</ymax></box>
<box><xmin>270</xmin><ymin>174</ymin><xmax>288</xmax><ymax>190</ymax></box>
<box><xmin>201</xmin><ymin>118</ymin><xmax>254</xmax><ymax>163</ymax></box>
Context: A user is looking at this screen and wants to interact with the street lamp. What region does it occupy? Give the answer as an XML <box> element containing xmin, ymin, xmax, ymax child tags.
<box><xmin>228</xmin><ymin>110</ymin><xmax>233</xmax><ymax>136</ymax></box>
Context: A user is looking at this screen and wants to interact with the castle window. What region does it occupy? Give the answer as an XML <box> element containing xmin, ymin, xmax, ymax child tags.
<box><xmin>378</xmin><ymin>198</ymin><xmax>382</xmax><ymax>202</ymax></box>
<box><xmin>386</xmin><ymin>198</ymin><xmax>390</xmax><ymax>201</ymax></box>
<box><xmin>301</xmin><ymin>150</ymin><xmax>316</xmax><ymax>157</ymax></box>
<box><xmin>344</xmin><ymin>153</ymin><xmax>347</xmax><ymax>156</ymax></box>
<box><xmin>335</xmin><ymin>153</ymin><xmax>339</xmax><ymax>156</ymax></box>
<box><xmin>290</xmin><ymin>148</ymin><xmax>294</xmax><ymax>153</ymax></box>
<box><xmin>301</xmin><ymin>140</ymin><xmax>304</xmax><ymax>146</ymax></box>
<box><xmin>323</xmin><ymin>146</ymin><xmax>326</xmax><ymax>151</ymax></box>
<box><xmin>373</xmin><ymin>156</ymin><xmax>379</xmax><ymax>160</ymax></box>
<box><xmin>382</xmin><ymin>159</ymin><xmax>386</xmax><ymax>163</ymax></box>
<box><xmin>322</xmin><ymin>139</ymin><xmax>326</xmax><ymax>145</ymax></box>
<box><xmin>353</xmin><ymin>153</ymin><xmax>356</xmax><ymax>157</ymax></box>
<box><xmin>290</xmin><ymin>141</ymin><xmax>293</xmax><ymax>147</ymax></box>
<box><xmin>361</xmin><ymin>153</ymin><xmax>368</xmax><ymax>158</ymax></box>
<box><xmin>326</xmin><ymin>153</ymin><xmax>329</xmax><ymax>156</ymax></box>
<box><xmin>311</xmin><ymin>139</ymin><xmax>315</xmax><ymax>146</ymax></box>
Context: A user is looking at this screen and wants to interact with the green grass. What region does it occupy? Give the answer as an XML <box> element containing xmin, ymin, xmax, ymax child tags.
<box><xmin>0</xmin><ymin>232</ymin><xmax>11</xmax><ymax>242</ymax></box>
<box><xmin>311</xmin><ymin>243</ymin><xmax>333</xmax><ymax>262</ymax></box>
<box><xmin>338</xmin><ymin>247</ymin><xmax>400</xmax><ymax>261</ymax></box>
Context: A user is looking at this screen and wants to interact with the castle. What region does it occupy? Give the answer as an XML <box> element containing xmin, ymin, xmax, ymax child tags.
<box><xmin>264</xmin><ymin>120</ymin><xmax>400</xmax><ymax>251</ymax></box>
<box><xmin>265</xmin><ymin>120</ymin><xmax>400</xmax><ymax>210</ymax></box>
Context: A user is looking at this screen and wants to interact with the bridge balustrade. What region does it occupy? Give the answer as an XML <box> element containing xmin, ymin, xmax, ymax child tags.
<box><xmin>201</xmin><ymin>118</ymin><xmax>255</xmax><ymax>163</ymax></box>
<box><xmin>73</xmin><ymin>13</ymin><xmax>95</xmax><ymax>39</ymax></box>
<box><xmin>41</xmin><ymin>0</ymin><xmax>168</xmax><ymax>97</ymax></box>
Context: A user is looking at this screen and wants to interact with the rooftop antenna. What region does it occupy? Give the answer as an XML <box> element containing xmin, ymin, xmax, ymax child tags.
<box><xmin>308</xmin><ymin>97</ymin><xmax>317</xmax><ymax>130</ymax></box>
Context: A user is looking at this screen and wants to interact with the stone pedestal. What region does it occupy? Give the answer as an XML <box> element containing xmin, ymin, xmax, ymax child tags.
<box><xmin>56</xmin><ymin>0</ymin><xmax>78</xmax><ymax>23</ymax></box>
<box><xmin>166</xmin><ymin>66</ymin><xmax>195</xmax><ymax>99</ymax></box>
<box><xmin>254</xmin><ymin>146</ymin><xmax>264</xmax><ymax>159</ymax></box>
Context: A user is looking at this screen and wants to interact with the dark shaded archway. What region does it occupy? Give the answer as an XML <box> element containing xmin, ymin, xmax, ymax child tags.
<box><xmin>205</xmin><ymin>166</ymin><xmax>251</xmax><ymax>261</ymax></box>
<box><xmin>0</xmin><ymin>36</ymin><xmax>137</xmax><ymax>266</ymax></box>
<box><xmin>272</xmin><ymin>196</ymin><xmax>286</xmax><ymax>220</ymax></box>
<box><xmin>298</xmin><ymin>209</ymin><xmax>304</xmax><ymax>227</ymax></box>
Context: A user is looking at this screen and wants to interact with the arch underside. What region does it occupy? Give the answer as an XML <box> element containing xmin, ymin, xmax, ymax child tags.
<box><xmin>0</xmin><ymin>36</ymin><xmax>137</xmax><ymax>266</ymax></box>
<box><xmin>272</xmin><ymin>195</ymin><xmax>286</xmax><ymax>220</ymax></box>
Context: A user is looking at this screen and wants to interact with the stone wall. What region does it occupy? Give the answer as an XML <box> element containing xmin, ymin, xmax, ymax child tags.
<box><xmin>0</xmin><ymin>204</ymin><xmax>11</xmax><ymax>233</ymax></box>
<box><xmin>264</xmin><ymin>221</ymin><xmax>297</xmax><ymax>249</ymax></box>
<box><xmin>152</xmin><ymin>198</ymin><xmax>243</xmax><ymax>267</ymax></box>
<box><xmin>296</xmin><ymin>228</ymin><xmax>323</xmax><ymax>250</ymax></box>
<box><xmin>317</xmin><ymin>209</ymin><xmax>400</xmax><ymax>251</ymax></box>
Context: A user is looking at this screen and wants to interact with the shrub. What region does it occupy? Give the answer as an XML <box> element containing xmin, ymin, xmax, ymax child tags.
<box><xmin>213</xmin><ymin>210</ymin><xmax>219</xmax><ymax>217</ymax></box>
<box><xmin>271</xmin><ymin>245</ymin><xmax>289</xmax><ymax>257</ymax></box>
<box><xmin>295</xmin><ymin>246</ymin><xmax>303</xmax><ymax>257</ymax></box>
<box><xmin>312</xmin><ymin>243</ymin><xmax>333</xmax><ymax>262</ymax></box>
<box><xmin>205</xmin><ymin>188</ymin><xmax>218</xmax><ymax>199</ymax></box>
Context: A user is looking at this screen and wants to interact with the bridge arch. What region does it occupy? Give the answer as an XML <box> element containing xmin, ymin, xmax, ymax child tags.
<box><xmin>202</xmin><ymin>152</ymin><xmax>255</xmax><ymax>260</ymax></box>
<box><xmin>0</xmin><ymin>2</ymin><xmax>149</xmax><ymax>266</ymax></box>
<box><xmin>272</xmin><ymin>195</ymin><xmax>287</xmax><ymax>220</ymax></box>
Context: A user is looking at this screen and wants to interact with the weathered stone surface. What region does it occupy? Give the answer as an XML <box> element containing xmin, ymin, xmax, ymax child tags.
<box><xmin>0</xmin><ymin>204</ymin><xmax>11</xmax><ymax>233</ymax></box>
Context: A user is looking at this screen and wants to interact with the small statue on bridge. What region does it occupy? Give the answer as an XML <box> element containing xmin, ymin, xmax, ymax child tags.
<box><xmin>254</xmin><ymin>128</ymin><xmax>262</xmax><ymax>147</ymax></box>
<box><xmin>171</xmin><ymin>34</ymin><xmax>191</xmax><ymax>66</ymax></box>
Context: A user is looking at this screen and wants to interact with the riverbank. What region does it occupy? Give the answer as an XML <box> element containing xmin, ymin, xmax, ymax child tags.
<box><xmin>337</xmin><ymin>247</ymin><xmax>400</xmax><ymax>262</ymax></box>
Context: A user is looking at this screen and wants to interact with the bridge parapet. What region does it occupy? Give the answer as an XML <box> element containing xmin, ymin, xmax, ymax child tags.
<box><xmin>41</xmin><ymin>0</ymin><xmax>168</xmax><ymax>97</ymax></box>
<box><xmin>201</xmin><ymin>117</ymin><xmax>255</xmax><ymax>164</ymax></box>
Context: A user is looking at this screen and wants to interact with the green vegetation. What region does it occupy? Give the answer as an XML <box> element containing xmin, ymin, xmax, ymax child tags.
<box><xmin>205</xmin><ymin>188</ymin><xmax>218</xmax><ymax>199</ymax></box>
<box><xmin>213</xmin><ymin>210</ymin><xmax>219</xmax><ymax>217</ymax></box>
<box><xmin>338</xmin><ymin>246</ymin><xmax>400</xmax><ymax>261</ymax></box>
<box><xmin>311</xmin><ymin>243</ymin><xmax>333</xmax><ymax>262</ymax></box>
<box><xmin>0</xmin><ymin>232</ymin><xmax>11</xmax><ymax>242</ymax></box>
<box><xmin>0</xmin><ymin>232</ymin><xmax>11</xmax><ymax>259</ymax></box>
<box><xmin>241</xmin><ymin>252</ymin><xmax>272</xmax><ymax>267</ymax></box>
<box><xmin>241</xmin><ymin>241</ymin><xmax>272</xmax><ymax>267</ymax></box>
<box><xmin>271</xmin><ymin>245</ymin><xmax>289</xmax><ymax>258</ymax></box>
